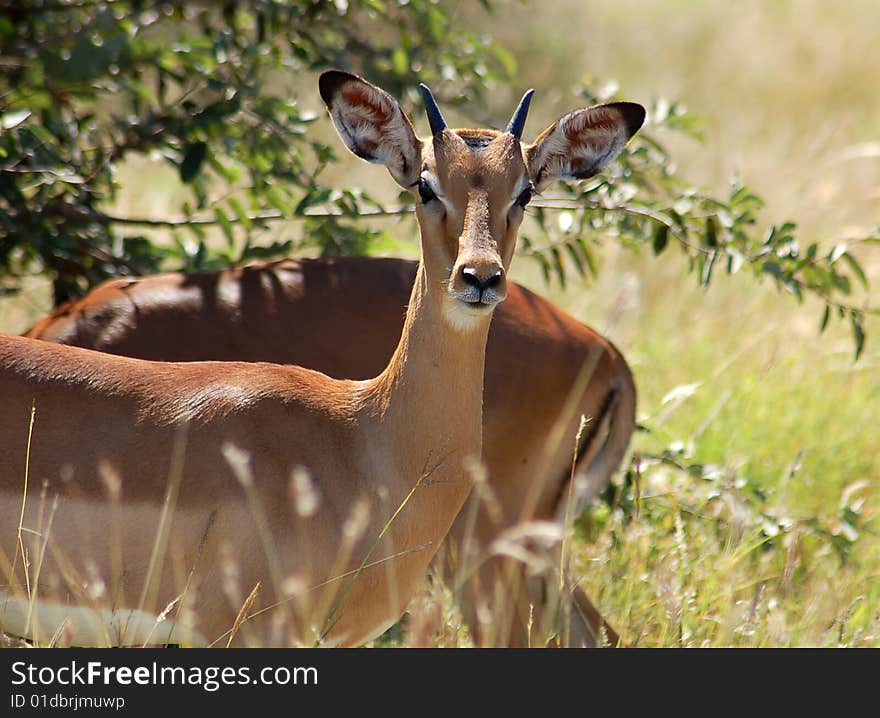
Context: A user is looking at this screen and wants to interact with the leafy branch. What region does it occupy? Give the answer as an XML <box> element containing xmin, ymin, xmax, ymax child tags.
<box><xmin>0</xmin><ymin>2</ymin><xmax>874</xmax><ymax>355</ymax></box>
<box><xmin>0</xmin><ymin>0</ymin><xmax>513</xmax><ymax>300</ymax></box>
<box><xmin>519</xmin><ymin>93</ymin><xmax>877</xmax><ymax>358</ymax></box>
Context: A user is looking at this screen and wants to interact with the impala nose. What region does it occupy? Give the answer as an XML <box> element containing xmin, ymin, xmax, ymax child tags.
<box><xmin>454</xmin><ymin>259</ymin><xmax>507</xmax><ymax>306</ymax></box>
<box><xmin>461</xmin><ymin>266</ymin><xmax>504</xmax><ymax>293</ymax></box>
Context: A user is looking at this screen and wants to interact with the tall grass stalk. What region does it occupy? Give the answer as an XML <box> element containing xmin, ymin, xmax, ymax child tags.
<box><xmin>23</xmin><ymin>490</ymin><xmax>59</xmax><ymax>644</ymax></box>
<box><xmin>558</xmin><ymin>413</ymin><xmax>590</xmax><ymax>647</ymax></box>
<box><xmin>11</xmin><ymin>402</ymin><xmax>36</xmax><ymax>605</ymax></box>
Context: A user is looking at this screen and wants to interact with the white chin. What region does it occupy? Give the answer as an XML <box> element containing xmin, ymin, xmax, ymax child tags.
<box><xmin>443</xmin><ymin>299</ymin><xmax>495</xmax><ymax>331</ymax></box>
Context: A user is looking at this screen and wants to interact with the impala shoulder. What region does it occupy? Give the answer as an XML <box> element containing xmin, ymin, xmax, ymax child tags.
<box><xmin>144</xmin><ymin>362</ymin><xmax>358</xmax><ymax>426</ymax></box>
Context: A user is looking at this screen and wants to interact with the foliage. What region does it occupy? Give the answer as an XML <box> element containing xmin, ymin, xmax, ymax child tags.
<box><xmin>588</xmin><ymin>435</ymin><xmax>873</xmax><ymax>566</ymax></box>
<box><xmin>520</xmin><ymin>89</ymin><xmax>878</xmax><ymax>359</ymax></box>
<box><xmin>0</xmin><ymin>0</ymin><xmax>510</xmax><ymax>303</ymax></box>
<box><xmin>576</xmin><ymin>423</ymin><xmax>878</xmax><ymax>647</ymax></box>
<box><xmin>0</xmin><ymin>1</ymin><xmax>875</xmax><ymax>353</ymax></box>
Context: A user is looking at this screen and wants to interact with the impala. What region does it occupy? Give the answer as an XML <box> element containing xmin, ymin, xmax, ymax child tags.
<box><xmin>26</xmin><ymin>257</ymin><xmax>635</xmax><ymax>647</ymax></box>
<box><xmin>1</xmin><ymin>71</ymin><xmax>644</xmax><ymax>647</ymax></box>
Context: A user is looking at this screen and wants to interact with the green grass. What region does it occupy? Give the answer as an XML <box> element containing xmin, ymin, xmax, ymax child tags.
<box><xmin>507</xmin><ymin>206</ymin><xmax>874</xmax><ymax>643</ymax></box>
<box><xmin>550</xmin><ymin>250</ymin><xmax>879</xmax><ymax>646</ymax></box>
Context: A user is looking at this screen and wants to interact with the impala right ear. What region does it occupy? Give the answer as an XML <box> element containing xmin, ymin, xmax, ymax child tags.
<box><xmin>319</xmin><ymin>70</ymin><xmax>422</xmax><ymax>189</ymax></box>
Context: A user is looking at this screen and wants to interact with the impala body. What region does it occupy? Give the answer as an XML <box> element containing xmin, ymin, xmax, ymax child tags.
<box><xmin>26</xmin><ymin>256</ymin><xmax>635</xmax><ymax>646</ymax></box>
<box><xmin>0</xmin><ymin>72</ymin><xmax>643</xmax><ymax>647</ymax></box>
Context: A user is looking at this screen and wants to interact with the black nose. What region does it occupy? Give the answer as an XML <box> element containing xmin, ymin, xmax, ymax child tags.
<box><xmin>461</xmin><ymin>266</ymin><xmax>503</xmax><ymax>292</ymax></box>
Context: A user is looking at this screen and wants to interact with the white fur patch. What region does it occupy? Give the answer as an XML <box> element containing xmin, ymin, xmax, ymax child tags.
<box><xmin>162</xmin><ymin>379</ymin><xmax>264</xmax><ymax>424</ymax></box>
<box><xmin>332</xmin><ymin>105</ymin><xmax>386</xmax><ymax>161</ymax></box>
<box><xmin>442</xmin><ymin>298</ymin><xmax>495</xmax><ymax>332</ymax></box>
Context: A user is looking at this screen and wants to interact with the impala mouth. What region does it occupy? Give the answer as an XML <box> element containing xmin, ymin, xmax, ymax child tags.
<box><xmin>443</xmin><ymin>291</ymin><xmax>501</xmax><ymax>331</ymax></box>
<box><xmin>453</xmin><ymin>284</ymin><xmax>505</xmax><ymax>309</ymax></box>
<box><xmin>454</xmin><ymin>289</ymin><xmax>502</xmax><ymax>311</ymax></box>
<box><xmin>459</xmin><ymin>297</ymin><xmax>496</xmax><ymax>312</ymax></box>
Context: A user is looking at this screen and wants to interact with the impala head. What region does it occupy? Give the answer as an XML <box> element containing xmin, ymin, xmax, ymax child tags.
<box><xmin>319</xmin><ymin>70</ymin><xmax>645</xmax><ymax>330</ymax></box>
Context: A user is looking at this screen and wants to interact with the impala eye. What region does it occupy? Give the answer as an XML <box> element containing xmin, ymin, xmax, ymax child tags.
<box><xmin>417</xmin><ymin>177</ymin><xmax>437</xmax><ymax>204</ymax></box>
<box><xmin>515</xmin><ymin>185</ymin><xmax>533</xmax><ymax>208</ymax></box>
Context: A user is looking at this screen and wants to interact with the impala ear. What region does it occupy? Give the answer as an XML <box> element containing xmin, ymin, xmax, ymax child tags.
<box><xmin>525</xmin><ymin>102</ymin><xmax>645</xmax><ymax>191</ymax></box>
<box><xmin>319</xmin><ymin>70</ymin><xmax>422</xmax><ymax>188</ymax></box>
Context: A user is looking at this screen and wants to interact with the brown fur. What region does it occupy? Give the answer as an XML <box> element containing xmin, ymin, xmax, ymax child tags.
<box><xmin>1</xmin><ymin>263</ymin><xmax>482</xmax><ymax>646</ymax></box>
<box><xmin>25</xmin><ymin>256</ymin><xmax>633</xmax><ymax>646</ymax></box>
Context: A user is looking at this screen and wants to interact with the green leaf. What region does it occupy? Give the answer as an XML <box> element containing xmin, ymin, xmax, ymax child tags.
<box><xmin>365</xmin><ymin>229</ymin><xmax>416</xmax><ymax>256</ymax></box>
<box><xmin>840</xmin><ymin>251</ymin><xmax>868</xmax><ymax>290</ymax></box>
<box><xmin>762</xmin><ymin>260</ymin><xmax>783</xmax><ymax>280</ymax></box>
<box><xmin>782</xmin><ymin>276</ymin><xmax>803</xmax><ymax>301</ymax></box>
<box><xmin>214</xmin><ymin>207</ymin><xmax>235</xmax><ymax>248</ymax></box>
<box><xmin>530</xmin><ymin>247</ymin><xmax>552</xmax><ymax>285</ymax></box>
<box><xmin>652</xmin><ymin>223</ymin><xmax>669</xmax><ymax>255</ymax></box>
<box><xmin>701</xmin><ymin>250</ymin><xmax>717</xmax><ymax>287</ymax></box>
<box><xmin>191</xmin><ymin>176</ymin><xmax>209</xmax><ymax>209</ymax></box>
<box><xmin>564</xmin><ymin>242</ymin><xmax>586</xmax><ymax>279</ymax></box>
<box><xmin>831</xmin><ymin>272</ymin><xmax>852</xmax><ymax>295</ymax></box>
<box><xmin>266</xmin><ymin>186</ymin><xmax>294</xmax><ymax>217</ymax></box>
<box><xmin>851</xmin><ymin>312</ymin><xmax>865</xmax><ymax>360</ymax></box>
<box><xmin>294</xmin><ymin>187</ymin><xmax>331</xmax><ymax>215</ymax></box>
<box><xmin>194</xmin><ymin>239</ymin><xmax>206</xmax><ymax>270</ymax></box>
<box><xmin>120</xmin><ymin>77</ymin><xmax>158</xmax><ymax>107</ymax></box>
<box><xmin>391</xmin><ymin>47</ymin><xmax>409</xmax><ymax>76</ymax></box>
<box><xmin>576</xmin><ymin>236</ymin><xmax>598</xmax><ymax>278</ymax></box>
<box><xmin>549</xmin><ymin>245</ymin><xmax>566</xmax><ymax>288</ymax></box>
<box><xmin>819</xmin><ymin>304</ymin><xmax>831</xmax><ymax>333</ymax></box>
<box><xmin>227</xmin><ymin>197</ymin><xmax>252</xmax><ymax>231</ymax></box>
<box><xmin>180</xmin><ymin>142</ymin><xmax>208</xmax><ymax>183</ymax></box>
<box><xmin>704</xmin><ymin>216</ymin><xmax>717</xmax><ymax>248</ymax></box>
<box><xmin>777</xmin><ymin>221</ymin><xmax>797</xmax><ymax>238</ymax></box>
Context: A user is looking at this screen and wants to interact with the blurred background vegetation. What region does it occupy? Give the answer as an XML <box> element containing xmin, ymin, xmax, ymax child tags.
<box><xmin>0</xmin><ymin>0</ymin><xmax>877</xmax><ymax>646</ymax></box>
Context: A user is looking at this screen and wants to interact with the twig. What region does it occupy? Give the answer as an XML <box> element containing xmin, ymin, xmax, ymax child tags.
<box><xmin>47</xmin><ymin>202</ymin><xmax>415</xmax><ymax>228</ymax></box>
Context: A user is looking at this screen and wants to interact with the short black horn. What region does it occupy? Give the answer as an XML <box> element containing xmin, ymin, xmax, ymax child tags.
<box><xmin>419</xmin><ymin>83</ymin><xmax>448</xmax><ymax>135</ymax></box>
<box><xmin>505</xmin><ymin>89</ymin><xmax>535</xmax><ymax>140</ymax></box>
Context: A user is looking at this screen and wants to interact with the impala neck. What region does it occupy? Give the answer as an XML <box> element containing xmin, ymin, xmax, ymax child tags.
<box><xmin>361</xmin><ymin>260</ymin><xmax>492</xmax><ymax>474</ymax></box>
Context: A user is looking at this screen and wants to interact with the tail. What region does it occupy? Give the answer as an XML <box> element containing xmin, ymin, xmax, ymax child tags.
<box><xmin>580</xmin><ymin>345</ymin><xmax>636</xmax><ymax>500</ymax></box>
<box><xmin>556</xmin><ymin>342</ymin><xmax>636</xmax><ymax>648</ymax></box>
<box><xmin>554</xmin><ymin>343</ymin><xmax>637</xmax><ymax>520</ymax></box>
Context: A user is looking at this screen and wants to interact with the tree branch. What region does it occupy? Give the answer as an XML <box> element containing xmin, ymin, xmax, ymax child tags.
<box><xmin>47</xmin><ymin>202</ymin><xmax>416</xmax><ymax>228</ymax></box>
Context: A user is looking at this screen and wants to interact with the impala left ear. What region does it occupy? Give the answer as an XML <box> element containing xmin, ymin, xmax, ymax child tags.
<box><xmin>525</xmin><ymin>102</ymin><xmax>645</xmax><ymax>192</ymax></box>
